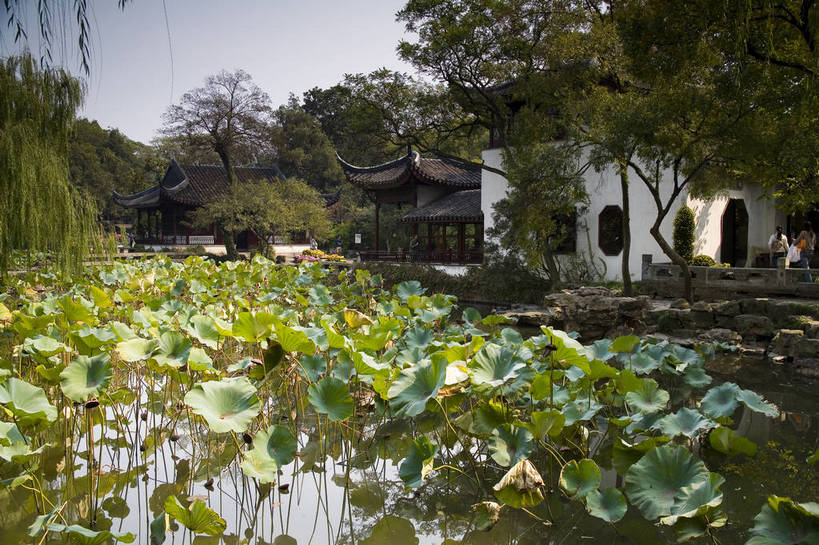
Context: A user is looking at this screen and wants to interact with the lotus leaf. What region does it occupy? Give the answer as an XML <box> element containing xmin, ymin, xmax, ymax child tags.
<box><xmin>399</xmin><ymin>436</ymin><xmax>438</xmax><ymax>488</ymax></box>
<box><xmin>469</xmin><ymin>343</ymin><xmax>527</xmax><ymax>391</ymax></box>
<box><xmin>525</xmin><ymin>409</ymin><xmax>565</xmax><ymax>439</ymax></box>
<box><xmin>403</xmin><ymin>327</ymin><xmax>433</xmax><ymax>350</ymax></box>
<box><xmin>183</xmin><ymin>377</ymin><xmax>260</xmax><ymax>433</ymax></box>
<box><xmin>187</xmin><ymin>348</ymin><xmax>214</xmax><ymax>372</ymax></box>
<box><xmin>586</xmin><ymin>488</ymin><xmax>627</xmax><ymax>523</ymax></box>
<box><xmin>0</xmin><ymin>378</ymin><xmax>57</xmax><ymax>426</ymax></box>
<box><xmin>184</xmin><ymin>315</ymin><xmax>220</xmax><ymax>349</ymax></box>
<box><xmin>471</xmin><ymin>401</ymin><xmax>510</xmax><ymax>436</ymax></box>
<box><xmin>42</xmin><ymin>523</ymin><xmax>135</xmax><ymax>544</ymax></box>
<box><xmin>152</xmin><ymin>331</ymin><xmax>192</xmax><ymax>368</ymax></box>
<box><xmin>57</xmin><ymin>296</ymin><xmax>93</xmax><ymax>324</ymax></box>
<box><xmin>0</xmin><ymin>421</ymin><xmax>44</xmax><ymax>461</ymax></box>
<box><xmin>561</xmin><ymin>398</ymin><xmax>603</xmax><ymax>426</ymax></box>
<box><xmin>232</xmin><ymin>311</ymin><xmax>275</xmax><ymax>342</ymax></box>
<box><xmin>747</xmin><ymin>495</ymin><xmax>819</xmax><ymax>544</ymax></box>
<box><xmin>625</xmin><ymin>379</ymin><xmax>669</xmax><ymax>413</ymax></box>
<box><xmin>241</xmin><ymin>425</ymin><xmax>298</xmax><ymax>483</ymax></box>
<box><xmin>653</xmin><ymin>407</ymin><xmax>715</xmax><ymax>439</ymax></box>
<box><xmin>116</xmin><ymin>338</ymin><xmax>158</xmax><ymax>362</ymax></box>
<box><xmin>611</xmin><ymin>335</ymin><xmax>640</xmax><ymax>353</ymax></box>
<box><xmin>612</xmin><ymin>437</ymin><xmax>670</xmax><ymax>475</ymax></box>
<box><xmin>359</xmin><ymin>515</ymin><xmax>418</xmax><ymax>545</ymax></box>
<box><xmin>493</xmin><ymin>459</ymin><xmax>545</xmax><ymax>508</ymax></box>
<box><xmin>395</xmin><ymin>280</ymin><xmax>425</xmax><ymax>301</ymax></box>
<box><xmin>660</xmin><ymin>472</ymin><xmax>725</xmax><ymax>525</ymax></box>
<box><xmin>559</xmin><ymin>459</ymin><xmax>601</xmax><ymax>499</ymax></box>
<box><xmin>74</xmin><ymin>326</ymin><xmax>117</xmax><ymax>350</ymax></box>
<box><xmin>342</xmin><ymin>308</ymin><xmax>373</xmax><ymax>329</ymax></box>
<box><xmin>275</xmin><ymin>324</ymin><xmax>316</xmax><ymax>354</ymax></box>
<box><xmin>489</xmin><ymin>424</ymin><xmax>533</xmax><ymax>467</ymax></box>
<box><xmin>299</xmin><ymin>354</ymin><xmax>327</xmax><ymax>382</ymax></box>
<box><xmin>736</xmin><ymin>388</ymin><xmax>779</xmax><ymax>418</ymax></box>
<box><xmin>682</xmin><ymin>365</ymin><xmax>712</xmax><ymax>388</ymax></box>
<box><xmin>471</xmin><ymin>501</ymin><xmax>502</xmax><ymax>531</ymax></box>
<box><xmin>60</xmin><ymin>353</ymin><xmax>112</xmax><ymax>402</ymax></box>
<box><xmin>308</xmin><ymin>377</ymin><xmax>354</xmax><ymax>421</ymax></box>
<box><xmin>709</xmin><ymin>426</ymin><xmax>757</xmax><ymax>457</ymax></box>
<box><xmin>624</xmin><ymin>444</ymin><xmax>711</xmax><ymax>521</ymax></box>
<box><xmin>164</xmin><ymin>496</ymin><xmax>226</xmax><ymax>536</ymax></box>
<box><xmin>387</xmin><ymin>356</ymin><xmax>447</xmax><ymax>417</ymax></box>
<box><xmin>150</xmin><ymin>513</ymin><xmax>168</xmax><ymax>545</ymax></box>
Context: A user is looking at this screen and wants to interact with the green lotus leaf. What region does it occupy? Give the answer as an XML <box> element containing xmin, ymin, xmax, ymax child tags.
<box><xmin>614</xmin><ymin>368</ymin><xmax>643</xmax><ymax>394</ymax></box>
<box><xmin>736</xmin><ymin>388</ymin><xmax>779</xmax><ymax>418</ymax></box>
<box><xmin>308</xmin><ymin>377</ymin><xmax>354</xmax><ymax>422</ymax></box>
<box><xmin>612</xmin><ymin>437</ymin><xmax>670</xmax><ymax>475</ymax></box>
<box><xmin>624</xmin><ymin>444</ymin><xmax>711</xmax><ymax>521</ymax></box>
<box><xmin>42</xmin><ymin>523</ymin><xmax>135</xmax><ymax>544</ymax></box>
<box><xmin>611</xmin><ymin>335</ymin><xmax>640</xmax><ymax>353</ymax></box>
<box><xmin>395</xmin><ymin>280</ymin><xmax>425</xmax><ymax>301</ymax></box>
<box><xmin>541</xmin><ymin>327</ymin><xmax>591</xmax><ymax>371</ymax></box>
<box><xmin>682</xmin><ymin>365</ymin><xmax>712</xmax><ymax>388</ymax></box>
<box><xmin>183</xmin><ymin>377</ymin><xmax>260</xmax><ymax>433</ymax></box>
<box><xmin>493</xmin><ymin>459</ymin><xmax>545</xmax><ymax>508</ymax></box>
<box><xmin>469</xmin><ymin>343</ymin><xmax>527</xmax><ymax>390</ymax></box>
<box><xmin>660</xmin><ymin>472</ymin><xmax>726</xmax><ymax>525</ymax></box>
<box><xmin>404</xmin><ymin>328</ymin><xmax>433</xmax><ymax>350</ymax></box>
<box><xmin>232</xmin><ymin>311</ymin><xmax>275</xmax><ymax>342</ymax></box>
<box><xmin>116</xmin><ymin>338</ymin><xmax>158</xmax><ymax>362</ymax></box>
<box><xmin>709</xmin><ymin>426</ymin><xmax>758</xmax><ymax>457</ymax></box>
<box><xmin>308</xmin><ymin>285</ymin><xmax>333</xmax><ymax>306</ymax></box>
<box><xmin>0</xmin><ymin>378</ymin><xmax>57</xmax><ymax>426</ymax></box>
<box><xmin>387</xmin><ymin>356</ymin><xmax>447</xmax><ymax>417</ymax></box>
<box><xmin>625</xmin><ymin>378</ymin><xmax>669</xmax><ymax>414</ymax></box>
<box><xmin>187</xmin><ymin>348</ymin><xmax>214</xmax><ymax>372</ymax></box>
<box><xmin>101</xmin><ymin>496</ymin><xmax>129</xmax><ymax>519</ymax></box>
<box><xmin>471</xmin><ymin>501</ymin><xmax>502</xmax><ymax>531</ymax></box>
<box><xmin>653</xmin><ymin>408</ymin><xmax>715</xmax><ymax>439</ymax></box>
<box><xmin>164</xmin><ymin>496</ymin><xmax>226</xmax><ymax>536</ymax></box>
<box><xmin>525</xmin><ymin>409</ymin><xmax>565</xmax><ymax>439</ymax></box>
<box><xmin>150</xmin><ymin>513</ymin><xmax>168</xmax><ymax>545</ymax></box>
<box><xmin>109</xmin><ymin>321</ymin><xmax>137</xmax><ymax>341</ymax></box>
<box><xmin>341</xmin><ymin>308</ymin><xmax>373</xmax><ymax>329</ymax></box>
<box><xmin>57</xmin><ymin>296</ymin><xmax>93</xmax><ymax>324</ymax></box>
<box><xmin>399</xmin><ymin>436</ymin><xmax>438</xmax><ymax>488</ymax></box>
<box><xmin>74</xmin><ymin>326</ymin><xmax>117</xmax><ymax>350</ymax></box>
<box><xmin>561</xmin><ymin>398</ymin><xmax>603</xmax><ymax>426</ymax></box>
<box><xmin>0</xmin><ymin>421</ymin><xmax>44</xmax><ymax>462</ymax></box>
<box><xmin>240</xmin><ymin>424</ymin><xmax>298</xmax><ymax>483</ymax></box>
<box><xmin>559</xmin><ymin>459</ymin><xmax>601</xmax><ymax>499</ymax></box>
<box><xmin>152</xmin><ymin>331</ymin><xmax>192</xmax><ymax>368</ymax></box>
<box><xmin>184</xmin><ymin>315</ymin><xmax>220</xmax><ymax>349</ymax></box>
<box><xmin>489</xmin><ymin>424</ymin><xmax>533</xmax><ymax>467</ymax></box>
<box><xmin>471</xmin><ymin>401</ymin><xmax>510</xmax><ymax>436</ymax></box>
<box><xmin>275</xmin><ymin>324</ymin><xmax>316</xmax><ymax>354</ymax></box>
<box><xmin>747</xmin><ymin>496</ymin><xmax>819</xmax><ymax>545</ymax></box>
<box><xmin>298</xmin><ymin>354</ymin><xmax>327</xmax><ymax>382</ymax></box>
<box><xmin>60</xmin><ymin>353</ymin><xmax>112</xmax><ymax>403</ymax></box>
<box><xmin>629</xmin><ymin>352</ymin><xmax>662</xmax><ymax>374</ymax></box>
<box><xmin>88</xmin><ymin>285</ymin><xmax>112</xmax><ymax>309</ymax></box>
<box><xmin>359</xmin><ymin>515</ymin><xmax>418</xmax><ymax>545</ymax></box>
<box><xmin>586</xmin><ymin>487</ymin><xmax>627</xmax><ymax>523</ymax></box>
<box><xmin>673</xmin><ymin>508</ymin><xmax>728</xmax><ymax>543</ymax></box>
<box><xmin>700</xmin><ymin>382</ymin><xmax>740</xmax><ymax>418</ymax></box>
<box><xmin>26</xmin><ymin>335</ymin><xmax>69</xmax><ymax>357</ymax></box>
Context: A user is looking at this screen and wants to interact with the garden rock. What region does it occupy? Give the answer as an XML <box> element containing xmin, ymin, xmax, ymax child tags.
<box><xmin>795</xmin><ymin>338</ymin><xmax>819</xmax><ymax>359</ymax></box>
<box><xmin>698</xmin><ymin>328</ymin><xmax>742</xmax><ymax>345</ymax></box>
<box><xmin>734</xmin><ymin>314</ymin><xmax>775</xmax><ymax>340</ymax></box>
<box><xmin>690</xmin><ymin>301</ymin><xmax>715</xmax><ymax>329</ymax></box>
<box><xmin>670</xmin><ymin>298</ymin><xmax>690</xmax><ymax>310</ymax></box>
<box><xmin>768</xmin><ymin>329</ymin><xmax>804</xmax><ymax>359</ymax></box>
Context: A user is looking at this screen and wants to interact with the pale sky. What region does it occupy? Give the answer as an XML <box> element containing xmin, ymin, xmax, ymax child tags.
<box><xmin>4</xmin><ymin>0</ymin><xmax>416</xmax><ymax>144</ymax></box>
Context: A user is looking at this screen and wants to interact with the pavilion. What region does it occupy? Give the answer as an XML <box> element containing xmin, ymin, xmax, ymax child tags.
<box><xmin>337</xmin><ymin>148</ymin><xmax>484</xmax><ymax>264</ymax></box>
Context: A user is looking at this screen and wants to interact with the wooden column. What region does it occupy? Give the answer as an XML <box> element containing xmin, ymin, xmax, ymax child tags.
<box><xmin>458</xmin><ymin>223</ymin><xmax>465</xmax><ymax>261</ymax></box>
<box><xmin>375</xmin><ymin>202</ymin><xmax>381</xmax><ymax>252</ymax></box>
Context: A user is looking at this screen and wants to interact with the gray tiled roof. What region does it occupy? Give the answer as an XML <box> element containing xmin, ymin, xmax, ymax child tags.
<box><xmin>337</xmin><ymin>151</ymin><xmax>481</xmax><ymax>190</ymax></box>
<box><xmin>401</xmin><ymin>189</ymin><xmax>483</xmax><ymax>223</ymax></box>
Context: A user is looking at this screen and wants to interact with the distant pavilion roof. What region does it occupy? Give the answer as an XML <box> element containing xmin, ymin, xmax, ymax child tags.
<box><xmin>401</xmin><ymin>189</ymin><xmax>483</xmax><ymax>223</ymax></box>
<box><xmin>337</xmin><ymin>150</ymin><xmax>481</xmax><ymax>191</ymax></box>
<box><xmin>113</xmin><ymin>159</ymin><xmax>344</xmax><ymax>209</ymax></box>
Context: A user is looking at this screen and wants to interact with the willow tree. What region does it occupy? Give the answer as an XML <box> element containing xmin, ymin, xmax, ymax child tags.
<box><xmin>0</xmin><ymin>56</ymin><xmax>97</xmax><ymax>275</ymax></box>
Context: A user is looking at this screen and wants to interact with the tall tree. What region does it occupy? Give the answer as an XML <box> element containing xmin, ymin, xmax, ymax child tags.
<box><xmin>0</xmin><ymin>55</ymin><xmax>97</xmax><ymax>274</ymax></box>
<box><xmin>162</xmin><ymin>69</ymin><xmax>273</xmax><ymax>258</ymax></box>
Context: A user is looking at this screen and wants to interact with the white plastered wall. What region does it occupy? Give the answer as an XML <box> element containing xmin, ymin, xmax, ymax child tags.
<box><xmin>480</xmin><ymin>146</ymin><xmax>782</xmax><ymax>280</ymax></box>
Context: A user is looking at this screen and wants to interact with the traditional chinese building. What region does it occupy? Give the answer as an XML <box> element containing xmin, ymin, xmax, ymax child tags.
<box><xmin>338</xmin><ymin>149</ymin><xmax>484</xmax><ymax>264</ymax></box>
<box><xmin>113</xmin><ymin>159</ymin><xmax>339</xmax><ymax>248</ymax></box>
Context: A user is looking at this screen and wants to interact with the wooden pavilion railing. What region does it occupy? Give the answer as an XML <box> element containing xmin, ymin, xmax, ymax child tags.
<box><xmin>359</xmin><ymin>249</ymin><xmax>483</xmax><ymax>265</ymax></box>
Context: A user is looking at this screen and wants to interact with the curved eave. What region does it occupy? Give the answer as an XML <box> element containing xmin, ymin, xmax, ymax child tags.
<box><xmin>337</xmin><ymin>152</ymin><xmax>414</xmax><ymax>190</ymax></box>
<box><xmin>400</xmin><ymin>214</ymin><xmax>483</xmax><ymax>223</ymax></box>
<box><xmin>411</xmin><ymin>159</ymin><xmax>482</xmax><ymax>189</ymax></box>
<box><xmin>112</xmin><ymin>186</ymin><xmax>160</xmax><ymax>209</ymax></box>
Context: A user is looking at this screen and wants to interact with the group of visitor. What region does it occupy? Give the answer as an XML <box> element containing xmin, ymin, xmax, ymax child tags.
<box><xmin>769</xmin><ymin>221</ymin><xmax>815</xmax><ymax>281</ymax></box>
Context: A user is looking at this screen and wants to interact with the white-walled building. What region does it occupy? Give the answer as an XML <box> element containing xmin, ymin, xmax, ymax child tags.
<box><xmin>480</xmin><ymin>147</ymin><xmax>787</xmax><ymax>281</ymax></box>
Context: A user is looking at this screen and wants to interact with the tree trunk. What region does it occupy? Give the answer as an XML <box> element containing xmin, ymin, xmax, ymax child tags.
<box><xmin>649</xmin><ymin>224</ymin><xmax>692</xmax><ymax>302</ymax></box>
<box><xmin>618</xmin><ymin>164</ymin><xmax>633</xmax><ymax>296</ymax></box>
<box><xmin>541</xmin><ymin>249</ymin><xmax>562</xmax><ymax>291</ymax></box>
<box><xmin>221</xmin><ymin>227</ymin><xmax>238</xmax><ymax>261</ymax></box>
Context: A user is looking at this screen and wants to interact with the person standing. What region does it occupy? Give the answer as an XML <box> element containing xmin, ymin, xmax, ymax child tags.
<box><xmin>793</xmin><ymin>221</ymin><xmax>816</xmax><ymax>282</ymax></box>
<box><xmin>309</xmin><ymin>237</ymin><xmax>318</xmax><ymax>250</ymax></box>
<box><xmin>409</xmin><ymin>234</ymin><xmax>420</xmax><ymax>262</ymax></box>
<box><xmin>768</xmin><ymin>225</ymin><xmax>789</xmax><ymax>267</ymax></box>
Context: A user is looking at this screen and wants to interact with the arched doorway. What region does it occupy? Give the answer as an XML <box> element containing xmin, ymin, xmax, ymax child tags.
<box><xmin>721</xmin><ymin>199</ymin><xmax>748</xmax><ymax>266</ymax></box>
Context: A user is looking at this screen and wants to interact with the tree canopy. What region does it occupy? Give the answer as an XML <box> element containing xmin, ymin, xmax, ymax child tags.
<box><xmin>0</xmin><ymin>55</ymin><xmax>98</xmax><ymax>274</ymax></box>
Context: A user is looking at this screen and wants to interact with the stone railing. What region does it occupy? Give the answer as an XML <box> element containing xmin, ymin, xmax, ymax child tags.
<box><xmin>647</xmin><ymin>262</ymin><xmax>819</xmax><ymax>298</ymax></box>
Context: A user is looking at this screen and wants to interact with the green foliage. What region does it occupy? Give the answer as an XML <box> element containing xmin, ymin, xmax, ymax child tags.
<box><xmin>0</xmin><ymin>55</ymin><xmax>99</xmax><ymax>275</ymax></box>
<box><xmin>673</xmin><ymin>206</ymin><xmax>696</xmax><ymax>263</ymax></box>
<box><xmin>164</xmin><ymin>496</ymin><xmax>226</xmax><ymax>536</ymax></box>
<box><xmin>691</xmin><ymin>254</ymin><xmax>717</xmax><ymax>267</ymax></box>
<box><xmin>183</xmin><ymin>377</ymin><xmax>261</xmax><ymax>433</ymax></box>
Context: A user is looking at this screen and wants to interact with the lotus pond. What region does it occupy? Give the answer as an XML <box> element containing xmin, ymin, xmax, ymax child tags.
<box><xmin>0</xmin><ymin>257</ymin><xmax>817</xmax><ymax>544</ymax></box>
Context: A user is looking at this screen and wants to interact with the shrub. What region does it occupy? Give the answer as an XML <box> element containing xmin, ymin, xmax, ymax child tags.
<box><xmin>302</xmin><ymin>249</ymin><xmax>325</xmax><ymax>258</ymax></box>
<box><xmin>691</xmin><ymin>254</ymin><xmax>716</xmax><ymax>267</ymax></box>
<box><xmin>673</xmin><ymin>206</ymin><xmax>696</xmax><ymax>263</ymax></box>
<box><xmin>189</xmin><ymin>245</ymin><xmax>207</xmax><ymax>255</ymax></box>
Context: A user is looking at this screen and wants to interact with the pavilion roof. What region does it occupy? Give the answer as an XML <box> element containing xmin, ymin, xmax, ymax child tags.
<box><xmin>337</xmin><ymin>150</ymin><xmax>481</xmax><ymax>191</ymax></box>
<box><xmin>113</xmin><ymin>160</ymin><xmax>287</xmax><ymax>209</ymax></box>
<box><xmin>401</xmin><ymin>189</ymin><xmax>483</xmax><ymax>223</ymax></box>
